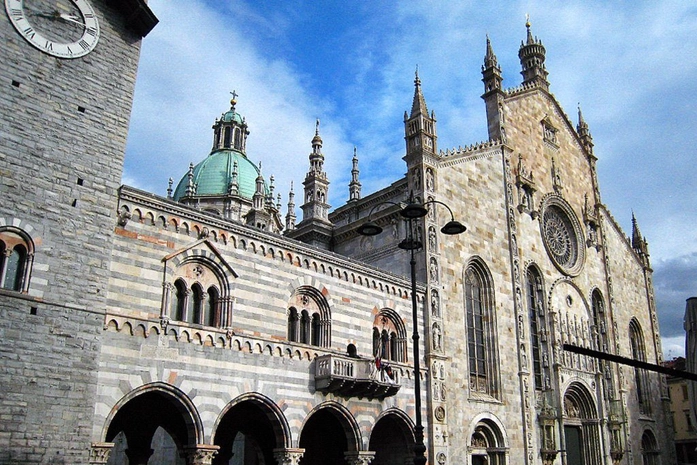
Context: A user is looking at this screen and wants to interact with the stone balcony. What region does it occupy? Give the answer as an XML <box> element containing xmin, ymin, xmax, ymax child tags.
<box><xmin>314</xmin><ymin>354</ymin><xmax>401</xmax><ymax>400</ymax></box>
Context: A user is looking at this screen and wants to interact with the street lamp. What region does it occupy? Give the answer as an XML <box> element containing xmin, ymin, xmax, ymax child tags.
<box><xmin>358</xmin><ymin>193</ymin><xmax>465</xmax><ymax>465</ymax></box>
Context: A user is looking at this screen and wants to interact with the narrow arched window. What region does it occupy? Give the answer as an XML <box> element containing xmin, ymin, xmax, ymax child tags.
<box><xmin>223</xmin><ymin>127</ymin><xmax>231</xmax><ymax>148</ymax></box>
<box><xmin>234</xmin><ymin>128</ymin><xmax>242</xmax><ymax>149</ymax></box>
<box><xmin>205</xmin><ymin>287</ymin><xmax>218</xmax><ymax>326</ymax></box>
<box><xmin>630</xmin><ymin>319</ymin><xmax>651</xmax><ymax>415</ymax></box>
<box><xmin>4</xmin><ymin>244</ymin><xmax>26</xmax><ymax>291</ymax></box>
<box><xmin>311</xmin><ymin>313</ymin><xmax>321</xmax><ymax>346</ymax></box>
<box><xmin>389</xmin><ymin>332</ymin><xmax>398</xmax><ymax>362</ymax></box>
<box><xmin>300</xmin><ymin>310</ymin><xmax>310</xmax><ymax>344</ymax></box>
<box><xmin>190</xmin><ymin>284</ymin><xmax>203</xmax><ymax>324</ymax></box>
<box><xmin>171</xmin><ymin>279</ymin><xmax>187</xmax><ymax>321</ymax></box>
<box><xmin>526</xmin><ymin>267</ymin><xmax>545</xmax><ymax>389</ymax></box>
<box><xmin>372</xmin><ymin>327</ymin><xmax>380</xmax><ymax>357</ymax></box>
<box><xmin>465</xmin><ymin>261</ymin><xmax>498</xmax><ymax>397</ymax></box>
<box><xmin>0</xmin><ymin>241</ymin><xmax>5</xmax><ymax>280</ymax></box>
<box><xmin>288</xmin><ymin>308</ymin><xmax>299</xmax><ymax>342</ymax></box>
<box><xmin>0</xmin><ymin>228</ymin><xmax>34</xmax><ymax>293</ymax></box>
<box><xmin>381</xmin><ymin>330</ymin><xmax>389</xmax><ymax>359</ymax></box>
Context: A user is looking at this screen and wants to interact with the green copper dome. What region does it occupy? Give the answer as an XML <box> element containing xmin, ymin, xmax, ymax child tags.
<box><xmin>172</xmin><ymin>149</ymin><xmax>267</xmax><ymax>201</ymax></box>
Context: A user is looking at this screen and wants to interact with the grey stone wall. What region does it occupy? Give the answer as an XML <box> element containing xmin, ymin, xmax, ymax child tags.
<box><xmin>0</xmin><ymin>0</ymin><xmax>144</xmax><ymax>462</ymax></box>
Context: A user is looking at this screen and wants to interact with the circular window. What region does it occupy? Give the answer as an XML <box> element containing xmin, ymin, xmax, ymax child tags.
<box><xmin>540</xmin><ymin>197</ymin><xmax>585</xmax><ymax>276</ymax></box>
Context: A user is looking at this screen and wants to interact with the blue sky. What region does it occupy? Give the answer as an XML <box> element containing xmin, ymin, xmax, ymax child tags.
<box><xmin>123</xmin><ymin>1</ymin><xmax>697</xmax><ymax>358</ymax></box>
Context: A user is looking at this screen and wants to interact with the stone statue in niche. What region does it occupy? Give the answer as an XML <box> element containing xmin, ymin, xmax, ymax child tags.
<box><xmin>429</xmin><ymin>257</ymin><xmax>439</xmax><ymax>282</ymax></box>
<box><xmin>431</xmin><ymin>290</ymin><xmax>440</xmax><ymax>317</ymax></box>
<box><xmin>426</xmin><ymin>168</ymin><xmax>434</xmax><ymax>192</ymax></box>
<box><xmin>429</xmin><ymin>226</ymin><xmax>437</xmax><ymax>250</ymax></box>
<box><xmin>432</xmin><ymin>323</ymin><xmax>442</xmax><ymax>351</ymax></box>
<box><xmin>413</xmin><ymin>169</ymin><xmax>422</xmax><ymax>190</ymax></box>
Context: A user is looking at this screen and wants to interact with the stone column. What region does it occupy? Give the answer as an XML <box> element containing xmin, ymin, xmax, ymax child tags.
<box><xmin>88</xmin><ymin>442</ymin><xmax>114</xmax><ymax>464</ymax></box>
<box><xmin>344</xmin><ymin>450</ymin><xmax>376</xmax><ymax>465</ymax></box>
<box><xmin>183</xmin><ymin>444</ymin><xmax>219</xmax><ymax>465</ymax></box>
<box><xmin>273</xmin><ymin>447</ymin><xmax>305</xmax><ymax>465</ymax></box>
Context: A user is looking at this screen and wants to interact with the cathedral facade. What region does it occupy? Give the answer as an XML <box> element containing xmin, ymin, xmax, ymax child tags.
<box><xmin>0</xmin><ymin>2</ymin><xmax>673</xmax><ymax>464</ymax></box>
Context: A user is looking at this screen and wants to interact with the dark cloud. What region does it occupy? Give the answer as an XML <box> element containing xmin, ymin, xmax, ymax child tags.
<box><xmin>653</xmin><ymin>252</ymin><xmax>697</xmax><ymax>337</ymax></box>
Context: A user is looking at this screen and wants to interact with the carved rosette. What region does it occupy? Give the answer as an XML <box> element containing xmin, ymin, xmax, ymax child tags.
<box><xmin>89</xmin><ymin>442</ymin><xmax>114</xmax><ymax>464</ymax></box>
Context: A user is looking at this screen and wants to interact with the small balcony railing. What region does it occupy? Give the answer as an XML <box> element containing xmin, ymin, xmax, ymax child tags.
<box><xmin>314</xmin><ymin>354</ymin><xmax>401</xmax><ymax>400</ymax></box>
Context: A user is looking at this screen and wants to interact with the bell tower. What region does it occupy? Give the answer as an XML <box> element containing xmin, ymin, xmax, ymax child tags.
<box><xmin>0</xmin><ymin>0</ymin><xmax>157</xmax><ymax>462</ymax></box>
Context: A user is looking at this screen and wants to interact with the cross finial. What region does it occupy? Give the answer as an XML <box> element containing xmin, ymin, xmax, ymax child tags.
<box><xmin>230</xmin><ymin>90</ymin><xmax>238</xmax><ymax>108</ymax></box>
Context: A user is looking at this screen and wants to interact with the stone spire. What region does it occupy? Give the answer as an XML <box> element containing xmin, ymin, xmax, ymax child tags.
<box><xmin>287</xmin><ymin>120</ymin><xmax>333</xmax><ymax>248</ymax></box>
<box><xmin>631</xmin><ymin>212</ymin><xmax>651</xmax><ymax>267</ymax></box>
<box><xmin>518</xmin><ymin>18</ymin><xmax>549</xmax><ymax>90</ymax></box>
<box><xmin>410</xmin><ymin>68</ymin><xmax>429</xmax><ymax>118</ymax></box>
<box><xmin>482</xmin><ymin>35</ymin><xmax>503</xmax><ymax>94</ymax></box>
<box><xmin>253</xmin><ymin>162</ymin><xmax>265</xmax><ymax>210</ymax></box>
<box><xmin>185</xmin><ymin>163</ymin><xmax>196</xmax><ymax>197</ymax></box>
<box><xmin>482</xmin><ymin>35</ymin><xmax>505</xmax><ymax>141</ymax></box>
<box><xmin>577</xmin><ymin>105</ymin><xmax>594</xmax><ymax>155</ymax></box>
<box><xmin>348</xmin><ymin>147</ymin><xmax>361</xmax><ymax>201</ymax></box>
<box><xmin>404</xmin><ymin>69</ymin><xmax>437</xmax><ymax>163</ymax></box>
<box><xmin>285</xmin><ymin>181</ymin><xmax>296</xmax><ymax>231</ymax></box>
<box><xmin>300</xmin><ymin>119</ymin><xmax>330</xmax><ymax>223</ymax></box>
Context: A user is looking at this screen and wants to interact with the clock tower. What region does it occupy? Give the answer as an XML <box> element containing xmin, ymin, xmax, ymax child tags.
<box><xmin>0</xmin><ymin>0</ymin><xmax>156</xmax><ymax>462</ymax></box>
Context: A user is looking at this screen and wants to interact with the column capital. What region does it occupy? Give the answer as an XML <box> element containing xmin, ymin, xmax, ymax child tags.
<box><xmin>89</xmin><ymin>442</ymin><xmax>114</xmax><ymax>464</ymax></box>
<box><xmin>273</xmin><ymin>448</ymin><xmax>305</xmax><ymax>465</ymax></box>
<box><xmin>344</xmin><ymin>450</ymin><xmax>376</xmax><ymax>465</ymax></box>
<box><xmin>183</xmin><ymin>444</ymin><xmax>219</xmax><ymax>465</ymax></box>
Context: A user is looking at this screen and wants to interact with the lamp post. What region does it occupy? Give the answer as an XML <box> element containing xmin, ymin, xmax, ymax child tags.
<box><xmin>358</xmin><ymin>194</ymin><xmax>465</xmax><ymax>465</ymax></box>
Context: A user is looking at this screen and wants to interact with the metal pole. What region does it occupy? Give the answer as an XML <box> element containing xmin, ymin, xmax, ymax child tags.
<box><xmin>409</xmin><ymin>218</ymin><xmax>427</xmax><ymax>465</ymax></box>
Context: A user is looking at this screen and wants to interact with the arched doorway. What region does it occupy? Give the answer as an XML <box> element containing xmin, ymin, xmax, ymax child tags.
<box><xmin>105</xmin><ymin>384</ymin><xmax>201</xmax><ymax>465</ymax></box>
<box><xmin>299</xmin><ymin>403</ymin><xmax>360</xmax><ymax>465</ymax></box>
<box><xmin>213</xmin><ymin>394</ymin><xmax>290</xmax><ymax>465</ymax></box>
<box><xmin>468</xmin><ymin>419</ymin><xmax>506</xmax><ymax>465</ymax></box>
<box><xmin>563</xmin><ymin>383</ymin><xmax>601</xmax><ymax>465</ymax></box>
<box><xmin>369</xmin><ymin>410</ymin><xmax>414</xmax><ymax>465</ymax></box>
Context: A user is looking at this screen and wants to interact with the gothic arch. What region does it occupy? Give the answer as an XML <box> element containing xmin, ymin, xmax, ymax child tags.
<box><xmin>562</xmin><ymin>382</ymin><xmax>602</xmax><ymax>465</ymax></box>
<box><xmin>467</xmin><ymin>413</ymin><xmax>508</xmax><ymax>464</ymax></box>
<box><xmin>212</xmin><ymin>392</ymin><xmax>291</xmax><ymax>450</ymax></box>
<box><xmin>300</xmin><ymin>401</ymin><xmax>361</xmax><ymax>452</ymax></box>
<box><xmin>372</xmin><ymin>307</ymin><xmax>408</xmax><ymax>363</ymax></box>
<box><xmin>102</xmin><ymin>382</ymin><xmax>203</xmax><ymax>453</ymax></box>
<box><xmin>463</xmin><ymin>256</ymin><xmax>500</xmax><ymax>398</ymax></box>
<box><xmin>287</xmin><ymin>284</ymin><xmax>332</xmax><ymax>347</ymax></box>
<box><xmin>369</xmin><ymin>408</ymin><xmax>416</xmax><ymax>465</ymax></box>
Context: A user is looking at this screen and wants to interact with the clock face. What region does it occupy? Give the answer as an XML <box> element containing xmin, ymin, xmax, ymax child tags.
<box><xmin>5</xmin><ymin>0</ymin><xmax>99</xmax><ymax>58</ymax></box>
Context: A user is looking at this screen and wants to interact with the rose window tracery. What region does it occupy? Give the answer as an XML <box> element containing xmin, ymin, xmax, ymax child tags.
<box><xmin>540</xmin><ymin>197</ymin><xmax>584</xmax><ymax>276</ymax></box>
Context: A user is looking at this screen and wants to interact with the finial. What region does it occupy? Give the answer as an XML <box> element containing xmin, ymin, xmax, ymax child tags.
<box><xmin>414</xmin><ymin>66</ymin><xmax>421</xmax><ymax>86</ymax></box>
<box><xmin>315</xmin><ymin>119</ymin><xmax>320</xmax><ymax>135</ymax></box>
<box><xmin>353</xmin><ymin>146</ymin><xmax>357</xmax><ymax>159</ymax></box>
<box><xmin>290</xmin><ymin>180</ymin><xmax>294</xmax><ymax>192</ymax></box>
<box><xmin>230</xmin><ymin>90</ymin><xmax>238</xmax><ymax>108</ymax></box>
<box><xmin>525</xmin><ymin>13</ymin><xmax>530</xmax><ymax>28</ymax></box>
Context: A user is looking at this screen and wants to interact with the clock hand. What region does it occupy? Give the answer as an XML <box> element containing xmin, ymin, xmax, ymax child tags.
<box><xmin>58</xmin><ymin>13</ymin><xmax>85</xmax><ymax>27</ymax></box>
